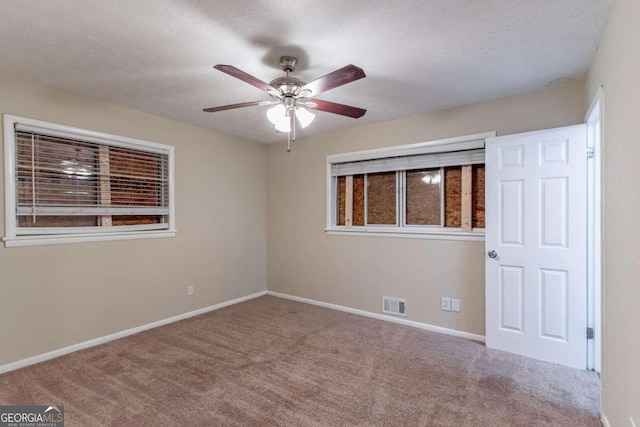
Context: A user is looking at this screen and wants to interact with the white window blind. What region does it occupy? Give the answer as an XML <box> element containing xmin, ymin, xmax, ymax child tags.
<box><xmin>331</xmin><ymin>149</ymin><xmax>485</xmax><ymax>176</ymax></box>
<box><xmin>15</xmin><ymin>129</ymin><xmax>169</xmax><ymax>232</ymax></box>
<box><xmin>4</xmin><ymin>114</ymin><xmax>175</xmax><ymax>246</ymax></box>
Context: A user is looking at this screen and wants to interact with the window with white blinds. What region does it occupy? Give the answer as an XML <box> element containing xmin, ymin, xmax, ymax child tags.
<box><xmin>3</xmin><ymin>115</ymin><xmax>176</xmax><ymax>247</ymax></box>
<box><xmin>325</xmin><ymin>132</ymin><xmax>495</xmax><ymax>241</ymax></box>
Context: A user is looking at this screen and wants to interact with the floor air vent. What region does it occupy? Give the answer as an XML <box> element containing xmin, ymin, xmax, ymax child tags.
<box><xmin>382</xmin><ymin>296</ymin><xmax>407</xmax><ymax>316</ymax></box>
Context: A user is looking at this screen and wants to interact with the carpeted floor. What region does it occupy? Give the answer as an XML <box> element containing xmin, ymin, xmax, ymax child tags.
<box><xmin>0</xmin><ymin>295</ymin><xmax>600</xmax><ymax>426</ymax></box>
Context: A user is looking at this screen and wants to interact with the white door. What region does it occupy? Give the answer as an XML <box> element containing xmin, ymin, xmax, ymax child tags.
<box><xmin>485</xmin><ymin>125</ymin><xmax>587</xmax><ymax>369</ymax></box>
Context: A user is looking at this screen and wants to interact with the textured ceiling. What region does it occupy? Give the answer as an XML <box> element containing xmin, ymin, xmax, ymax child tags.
<box><xmin>0</xmin><ymin>0</ymin><xmax>615</xmax><ymax>143</ymax></box>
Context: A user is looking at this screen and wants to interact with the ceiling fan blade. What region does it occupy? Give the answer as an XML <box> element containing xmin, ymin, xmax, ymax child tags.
<box><xmin>305</xmin><ymin>99</ymin><xmax>367</xmax><ymax>119</ymax></box>
<box><xmin>299</xmin><ymin>65</ymin><xmax>365</xmax><ymax>97</ymax></box>
<box><xmin>214</xmin><ymin>65</ymin><xmax>276</xmax><ymax>93</ymax></box>
<box><xmin>203</xmin><ymin>100</ymin><xmax>274</xmax><ymax>113</ymax></box>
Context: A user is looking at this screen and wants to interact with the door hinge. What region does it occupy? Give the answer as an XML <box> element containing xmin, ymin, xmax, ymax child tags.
<box><xmin>587</xmin><ymin>327</ymin><xmax>594</xmax><ymax>339</ymax></box>
<box><xmin>587</xmin><ymin>147</ymin><xmax>595</xmax><ymax>159</ymax></box>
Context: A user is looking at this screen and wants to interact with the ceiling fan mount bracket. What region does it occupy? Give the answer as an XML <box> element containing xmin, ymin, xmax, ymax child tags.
<box><xmin>279</xmin><ymin>56</ymin><xmax>298</xmax><ymax>73</ymax></box>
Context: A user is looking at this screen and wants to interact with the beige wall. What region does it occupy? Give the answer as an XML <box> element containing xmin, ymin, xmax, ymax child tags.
<box><xmin>267</xmin><ymin>82</ymin><xmax>585</xmax><ymax>336</ymax></box>
<box><xmin>587</xmin><ymin>0</ymin><xmax>640</xmax><ymax>424</ymax></box>
<box><xmin>0</xmin><ymin>76</ymin><xmax>267</xmax><ymax>366</ymax></box>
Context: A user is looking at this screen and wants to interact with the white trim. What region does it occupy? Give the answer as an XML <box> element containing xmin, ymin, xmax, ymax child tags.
<box><xmin>0</xmin><ymin>291</ymin><xmax>267</xmax><ymax>375</ymax></box>
<box><xmin>326</xmin><ymin>229</ymin><xmax>485</xmax><ymax>242</ymax></box>
<box><xmin>331</xmin><ymin>149</ymin><xmax>485</xmax><ymax>176</ymax></box>
<box><xmin>601</xmin><ymin>414</ymin><xmax>610</xmax><ymax>427</ymax></box>
<box><xmin>13</xmin><ymin>117</ymin><xmax>173</xmax><ymax>154</ymax></box>
<box><xmin>3</xmin><ymin>229</ymin><xmax>177</xmax><ymax>247</ymax></box>
<box><xmin>586</xmin><ymin>86</ymin><xmax>604</xmax><ymax>375</ymax></box>
<box><xmin>326</xmin><ymin>132</ymin><xmax>495</xmax><ymax>237</ymax></box>
<box><xmin>326</xmin><ymin>161</ymin><xmax>334</xmax><ymax>230</ymax></box>
<box><xmin>4</xmin><ymin>116</ymin><xmax>18</xmax><ymax>239</ymax></box>
<box><xmin>16</xmin><ymin>223</ymin><xmax>169</xmax><ymax>235</ymax></box>
<box><xmin>168</xmin><ymin>144</ymin><xmax>176</xmax><ymax>232</ymax></box>
<box><xmin>0</xmin><ymin>289</ymin><xmax>485</xmax><ymax>375</ymax></box>
<box><xmin>327</xmin><ymin>131</ymin><xmax>496</xmax><ymax>164</ymax></box>
<box><xmin>3</xmin><ymin>114</ymin><xmax>177</xmax><ymax>247</ymax></box>
<box><xmin>267</xmin><ymin>291</ymin><xmax>486</xmax><ymax>342</ymax></box>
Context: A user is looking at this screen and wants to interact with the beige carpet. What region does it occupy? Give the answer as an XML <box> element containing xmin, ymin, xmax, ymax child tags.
<box><xmin>0</xmin><ymin>295</ymin><xmax>600</xmax><ymax>426</ymax></box>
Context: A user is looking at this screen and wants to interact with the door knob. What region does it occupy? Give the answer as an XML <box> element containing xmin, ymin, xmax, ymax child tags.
<box><xmin>488</xmin><ymin>250</ymin><xmax>498</xmax><ymax>259</ymax></box>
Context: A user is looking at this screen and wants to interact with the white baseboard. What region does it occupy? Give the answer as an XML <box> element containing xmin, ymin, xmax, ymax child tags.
<box><xmin>266</xmin><ymin>291</ymin><xmax>485</xmax><ymax>343</ymax></box>
<box><xmin>601</xmin><ymin>413</ymin><xmax>610</xmax><ymax>427</ymax></box>
<box><xmin>1</xmin><ymin>290</ymin><xmax>484</xmax><ymax>376</ymax></box>
<box><xmin>0</xmin><ymin>290</ymin><xmax>267</xmax><ymax>375</ymax></box>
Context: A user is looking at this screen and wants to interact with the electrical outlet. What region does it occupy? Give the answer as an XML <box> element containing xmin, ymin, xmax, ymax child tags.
<box><xmin>441</xmin><ymin>297</ymin><xmax>451</xmax><ymax>311</ymax></box>
<box><xmin>187</xmin><ymin>285</ymin><xmax>194</xmax><ymax>296</ymax></box>
<box><xmin>451</xmin><ymin>298</ymin><xmax>461</xmax><ymax>312</ymax></box>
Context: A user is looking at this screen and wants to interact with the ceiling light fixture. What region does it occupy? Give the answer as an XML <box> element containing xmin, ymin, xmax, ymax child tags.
<box><xmin>266</xmin><ymin>102</ymin><xmax>315</xmax><ymax>150</ymax></box>
<box><xmin>267</xmin><ymin>104</ymin><xmax>288</xmax><ymax>129</ymax></box>
<box><xmin>295</xmin><ymin>106</ymin><xmax>315</xmax><ymax>128</ymax></box>
<box><xmin>203</xmin><ymin>55</ymin><xmax>366</xmax><ymax>153</ymax></box>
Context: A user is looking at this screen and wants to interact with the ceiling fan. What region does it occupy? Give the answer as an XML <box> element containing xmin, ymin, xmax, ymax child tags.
<box><xmin>203</xmin><ymin>56</ymin><xmax>366</xmax><ymax>151</ymax></box>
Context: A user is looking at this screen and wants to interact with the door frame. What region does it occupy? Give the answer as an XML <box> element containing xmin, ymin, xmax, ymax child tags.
<box><xmin>586</xmin><ymin>86</ymin><xmax>604</xmax><ymax>373</ymax></box>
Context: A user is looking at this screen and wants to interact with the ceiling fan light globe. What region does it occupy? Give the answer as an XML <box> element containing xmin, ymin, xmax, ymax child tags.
<box><xmin>296</xmin><ymin>107</ymin><xmax>315</xmax><ymax>128</ymax></box>
<box><xmin>267</xmin><ymin>104</ymin><xmax>287</xmax><ymax>125</ymax></box>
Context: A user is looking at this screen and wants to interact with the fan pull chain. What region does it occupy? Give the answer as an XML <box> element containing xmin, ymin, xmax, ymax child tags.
<box><xmin>287</xmin><ymin>109</ymin><xmax>296</xmax><ymax>153</ymax></box>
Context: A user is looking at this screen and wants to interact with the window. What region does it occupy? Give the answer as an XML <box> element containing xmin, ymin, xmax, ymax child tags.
<box><xmin>3</xmin><ymin>114</ymin><xmax>176</xmax><ymax>247</ymax></box>
<box><xmin>326</xmin><ymin>132</ymin><xmax>495</xmax><ymax>240</ymax></box>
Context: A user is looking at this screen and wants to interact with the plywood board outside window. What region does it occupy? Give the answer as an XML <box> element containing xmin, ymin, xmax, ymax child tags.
<box><xmin>337</xmin><ymin>175</ymin><xmax>364</xmax><ymax>226</ymax></box>
<box><xmin>472</xmin><ymin>165</ymin><xmax>485</xmax><ymax>228</ymax></box>
<box><xmin>367</xmin><ymin>172</ymin><xmax>396</xmax><ymax>225</ymax></box>
<box><xmin>405</xmin><ymin>168</ymin><xmax>442</xmax><ymax>225</ymax></box>
<box><xmin>444</xmin><ymin>165</ymin><xmax>485</xmax><ymax>229</ymax></box>
<box><xmin>336</xmin><ymin>164</ymin><xmax>483</xmax><ymax>230</ymax></box>
<box><xmin>444</xmin><ymin>167</ymin><xmax>462</xmax><ymax>227</ymax></box>
<box><xmin>353</xmin><ymin>175</ymin><xmax>365</xmax><ymax>226</ymax></box>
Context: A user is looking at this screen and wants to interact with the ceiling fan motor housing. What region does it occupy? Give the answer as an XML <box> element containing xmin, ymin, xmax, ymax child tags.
<box><xmin>269</xmin><ymin>56</ymin><xmax>306</xmax><ymax>96</ymax></box>
<box><xmin>269</xmin><ymin>76</ymin><xmax>305</xmax><ymax>96</ymax></box>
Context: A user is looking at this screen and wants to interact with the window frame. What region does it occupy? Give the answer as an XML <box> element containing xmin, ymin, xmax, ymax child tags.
<box><xmin>326</xmin><ymin>132</ymin><xmax>495</xmax><ymax>241</ymax></box>
<box><xmin>3</xmin><ymin>114</ymin><xmax>176</xmax><ymax>247</ymax></box>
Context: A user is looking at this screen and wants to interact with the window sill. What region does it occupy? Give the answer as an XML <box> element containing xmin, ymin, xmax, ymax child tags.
<box><xmin>3</xmin><ymin>229</ymin><xmax>177</xmax><ymax>247</ymax></box>
<box><xmin>325</xmin><ymin>227</ymin><xmax>485</xmax><ymax>242</ymax></box>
